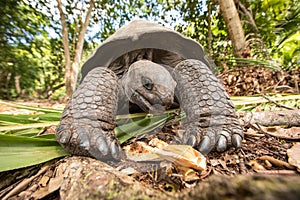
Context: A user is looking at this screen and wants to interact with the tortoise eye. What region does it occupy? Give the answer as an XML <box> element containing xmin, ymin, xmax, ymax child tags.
<box><xmin>141</xmin><ymin>76</ymin><xmax>153</xmax><ymax>90</ymax></box>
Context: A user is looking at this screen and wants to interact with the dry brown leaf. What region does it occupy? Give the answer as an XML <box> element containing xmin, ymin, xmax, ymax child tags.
<box><xmin>155</xmin><ymin>145</ymin><xmax>206</xmax><ymax>171</ymax></box>
<box><xmin>176</xmin><ymin>166</ymin><xmax>200</xmax><ymax>182</ymax></box>
<box><xmin>126</xmin><ymin>141</ymin><xmax>206</xmax><ymax>171</ymax></box>
<box><xmin>125</xmin><ymin>151</ymin><xmax>160</xmax><ymax>162</ymax></box>
<box><xmin>38</xmin><ymin>175</ymin><xmax>50</xmax><ymax>187</ymax></box>
<box><xmin>124</xmin><ymin>137</ymin><xmax>206</xmax><ymax>171</ymax></box>
<box><xmin>287</xmin><ymin>143</ymin><xmax>300</xmax><ymax>171</ymax></box>
<box><xmin>261</xmin><ymin>126</ymin><xmax>300</xmax><ymax>140</ymax></box>
<box><xmin>149</xmin><ymin>138</ymin><xmax>168</xmax><ymax>149</ymax></box>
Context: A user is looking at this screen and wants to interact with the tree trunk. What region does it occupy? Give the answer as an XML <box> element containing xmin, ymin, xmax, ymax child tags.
<box><xmin>218</xmin><ymin>0</ymin><xmax>248</xmax><ymax>58</ymax></box>
<box><xmin>68</xmin><ymin>0</ymin><xmax>95</xmax><ymax>97</ymax></box>
<box><xmin>207</xmin><ymin>0</ymin><xmax>213</xmax><ymax>56</ymax></box>
<box><xmin>56</xmin><ymin>0</ymin><xmax>95</xmax><ymax>98</ymax></box>
<box><xmin>56</xmin><ymin>0</ymin><xmax>72</xmax><ymax>97</ymax></box>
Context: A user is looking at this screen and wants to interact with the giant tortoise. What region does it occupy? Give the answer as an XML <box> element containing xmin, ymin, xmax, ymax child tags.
<box><xmin>56</xmin><ymin>20</ymin><xmax>244</xmax><ymax>161</ymax></box>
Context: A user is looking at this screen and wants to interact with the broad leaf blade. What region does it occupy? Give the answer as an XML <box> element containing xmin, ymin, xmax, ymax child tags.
<box><xmin>0</xmin><ymin>122</ymin><xmax>59</xmax><ymax>132</ymax></box>
<box><xmin>116</xmin><ymin>114</ymin><xmax>174</xmax><ymax>144</ymax></box>
<box><xmin>0</xmin><ymin>100</ymin><xmax>62</xmax><ymax>113</ymax></box>
<box><xmin>0</xmin><ymin>135</ymin><xmax>69</xmax><ymax>172</ymax></box>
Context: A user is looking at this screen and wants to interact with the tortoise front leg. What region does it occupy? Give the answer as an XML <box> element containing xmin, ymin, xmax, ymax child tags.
<box><xmin>172</xmin><ymin>59</ymin><xmax>243</xmax><ymax>154</ymax></box>
<box><xmin>56</xmin><ymin>68</ymin><xmax>124</xmax><ymax>161</ymax></box>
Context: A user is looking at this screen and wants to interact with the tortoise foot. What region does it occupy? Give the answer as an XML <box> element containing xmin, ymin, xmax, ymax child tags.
<box><xmin>182</xmin><ymin>116</ymin><xmax>243</xmax><ymax>154</ymax></box>
<box><xmin>56</xmin><ymin>67</ymin><xmax>125</xmax><ymax>161</ymax></box>
<box><xmin>173</xmin><ymin>59</ymin><xmax>244</xmax><ymax>154</ymax></box>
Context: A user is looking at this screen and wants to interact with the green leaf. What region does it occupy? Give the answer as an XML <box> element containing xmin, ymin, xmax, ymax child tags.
<box><xmin>0</xmin><ymin>121</ymin><xmax>59</xmax><ymax>132</ymax></box>
<box><xmin>0</xmin><ymin>100</ymin><xmax>62</xmax><ymax>113</ymax></box>
<box><xmin>231</xmin><ymin>95</ymin><xmax>300</xmax><ymax>106</ymax></box>
<box><xmin>116</xmin><ymin>114</ymin><xmax>174</xmax><ymax>144</ymax></box>
<box><xmin>0</xmin><ymin>135</ymin><xmax>69</xmax><ymax>172</ymax></box>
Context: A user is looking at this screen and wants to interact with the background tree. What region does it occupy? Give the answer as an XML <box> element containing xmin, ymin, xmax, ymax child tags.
<box><xmin>1</xmin><ymin>0</ymin><xmax>298</xmax><ymax>100</ymax></box>
<box><xmin>0</xmin><ymin>0</ymin><xmax>49</xmax><ymax>99</ymax></box>
<box><xmin>218</xmin><ymin>0</ymin><xmax>249</xmax><ymax>58</ymax></box>
<box><xmin>246</xmin><ymin>0</ymin><xmax>300</xmax><ymax>68</ymax></box>
<box><xmin>56</xmin><ymin>0</ymin><xmax>95</xmax><ymax>97</ymax></box>
<box><xmin>31</xmin><ymin>0</ymin><xmax>175</xmax><ymax>98</ymax></box>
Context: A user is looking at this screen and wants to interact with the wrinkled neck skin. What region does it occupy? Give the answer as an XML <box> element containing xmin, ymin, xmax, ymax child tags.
<box><xmin>119</xmin><ymin>60</ymin><xmax>176</xmax><ymax>115</ymax></box>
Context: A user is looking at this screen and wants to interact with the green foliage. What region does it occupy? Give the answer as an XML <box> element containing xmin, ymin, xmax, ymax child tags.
<box><xmin>242</xmin><ymin>0</ymin><xmax>300</xmax><ymax>69</ymax></box>
<box><xmin>0</xmin><ymin>101</ymin><xmax>67</xmax><ymax>171</ymax></box>
<box><xmin>1</xmin><ymin>0</ymin><xmax>299</xmax><ymax>99</ymax></box>
<box><xmin>0</xmin><ymin>0</ymin><xmax>65</xmax><ymax>99</ymax></box>
<box><xmin>232</xmin><ymin>95</ymin><xmax>300</xmax><ymax>112</ymax></box>
<box><xmin>0</xmin><ymin>135</ymin><xmax>68</xmax><ymax>172</ymax></box>
<box><xmin>168</xmin><ymin>0</ymin><xmax>299</xmax><ymax>70</ymax></box>
<box><xmin>0</xmin><ymin>101</ymin><xmax>177</xmax><ymax>171</ymax></box>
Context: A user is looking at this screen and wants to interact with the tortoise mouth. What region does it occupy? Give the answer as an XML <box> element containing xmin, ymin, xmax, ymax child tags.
<box><xmin>131</xmin><ymin>90</ymin><xmax>166</xmax><ymax>115</ymax></box>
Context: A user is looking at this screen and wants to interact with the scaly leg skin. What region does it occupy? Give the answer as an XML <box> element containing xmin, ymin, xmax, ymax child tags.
<box><xmin>56</xmin><ymin>67</ymin><xmax>124</xmax><ymax>161</ymax></box>
<box><xmin>172</xmin><ymin>59</ymin><xmax>243</xmax><ymax>155</ymax></box>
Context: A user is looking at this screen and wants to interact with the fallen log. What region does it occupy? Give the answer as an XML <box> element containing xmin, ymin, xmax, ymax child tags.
<box><xmin>242</xmin><ymin>109</ymin><xmax>300</xmax><ymax>127</ymax></box>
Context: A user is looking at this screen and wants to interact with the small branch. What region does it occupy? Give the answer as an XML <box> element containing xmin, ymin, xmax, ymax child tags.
<box><xmin>243</xmin><ymin>109</ymin><xmax>300</xmax><ymax>127</ymax></box>
<box><xmin>244</xmin><ymin>132</ymin><xmax>265</xmax><ymax>137</ymax></box>
<box><xmin>56</xmin><ymin>0</ymin><xmax>71</xmax><ymax>71</ymax></box>
<box><xmin>258</xmin><ymin>156</ymin><xmax>295</xmax><ymax>169</ymax></box>
<box><xmin>255</xmin><ymin>170</ymin><xmax>298</xmax><ymax>175</ymax></box>
<box><xmin>235</xmin><ymin>0</ymin><xmax>258</xmax><ymax>31</ymax></box>
<box><xmin>2</xmin><ymin>166</ymin><xmax>49</xmax><ymax>200</ymax></box>
<box><xmin>261</xmin><ymin>95</ymin><xmax>294</xmax><ymax>110</ymax></box>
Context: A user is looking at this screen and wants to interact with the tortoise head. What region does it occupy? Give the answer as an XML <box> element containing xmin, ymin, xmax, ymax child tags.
<box><xmin>121</xmin><ymin>60</ymin><xmax>176</xmax><ymax>114</ymax></box>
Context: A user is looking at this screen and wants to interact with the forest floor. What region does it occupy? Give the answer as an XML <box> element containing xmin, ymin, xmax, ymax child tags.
<box><xmin>0</xmin><ymin>66</ymin><xmax>299</xmax><ymax>199</ymax></box>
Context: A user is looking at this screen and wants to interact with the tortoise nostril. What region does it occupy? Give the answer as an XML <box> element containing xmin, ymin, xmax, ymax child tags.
<box><xmin>160</xmin><ymin>90</ymin><xmax>166</xmax><ymax>96</ymax></box>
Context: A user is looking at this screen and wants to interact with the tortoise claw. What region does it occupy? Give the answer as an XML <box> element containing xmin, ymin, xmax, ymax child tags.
<box><xmin>232</xmin><ymin>134</ymin><xmax>242</xmax><ymax>148</ymax></box>
<box><xmin>182</xmin><ymin>129</ymin><xmax>197</xmax><ymax>147</ymax></box>
<box><xmin>216</xmin><ymin>135</ymin><xmax>227</xmax><ymax>152</ymax></box>
<box><xmin>186</xmin><ymin>134</ymin><xmax>197</xmax><ymax>147</ymax></box>
<box><xmin>198</xmin><ymin>136</ymin><xmax>212</xmax><ymax>155</ymax></box>
<box><xmin>95</xmin><ymin>135</ymin><xmax>109</xmax><ymax>157</ymax></box>
<box><xmin>111</xmin><ymin>140</ymin><xmax>122</xmax><ymax>160</ymax></box>
<box><xmin>77</xmin><ymin>127</ymin><xmax>90</xmax><ymax>150</ymax></box>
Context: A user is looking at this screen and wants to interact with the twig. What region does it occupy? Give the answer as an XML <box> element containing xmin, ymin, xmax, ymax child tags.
<box><xmin>255</xmin><ymin>170</ymin><xmax>297</xmax><ymax>175</ymax></box>
<box><xmin>261</xmin><ymin>94</ymin><xmax>294</xmax><ymax>110</ymax></box>
<box><xmin>258</xmin><ymin>156</ymin><xmax>295</xmax><ymax>169</ymax></box>
<box><xmin>244</xmin><ymin>132</ymin><xmax>265</xmax><ymax>137</ymax></box>
<box><xmin>238</xmin><ymin>152</ymin><xmax>247</xmax><ymax>174</ymax></box>
<box><xmin>2</xmin><ymin>166</ymin><xmax>50</xmax><ymax>200</ymax></box>
<box><xmin>200</xmin><ymin>166</ymin><xmax>212</xmax><ymax>179</ymax></box>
